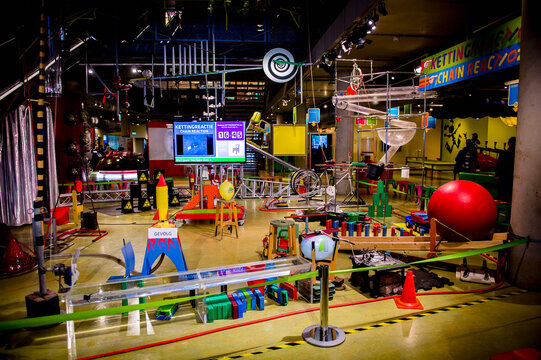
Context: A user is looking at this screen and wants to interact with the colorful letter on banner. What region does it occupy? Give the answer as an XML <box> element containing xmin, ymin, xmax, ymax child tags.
<box><xmin>420</xmin><ymin>43</ymin><xmax>520</xmax><ymax>90</ymax></box>
<box><xmin>419</xmin><ymin>16</ymin><xmax>521</xmax><ymax>90</ymax></box>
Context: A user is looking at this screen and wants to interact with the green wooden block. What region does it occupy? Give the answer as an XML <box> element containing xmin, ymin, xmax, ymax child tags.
<box><xmin>372</xmin><ymin>193</ymin><xmax>380</xmax><ymax>205</ymax></box>
<box><xmin>385</xmin><ymin>204</ymin><xmax>392</xmax><ymax>217</ymax></box>
<box><xmin>377</xmin><ymin>180</ymin><xmax>384</xmax><ymax>193</ymax></box>
<box><xmin>207</xmin><ymin>303</ymin><xmax>215</xmax><ymax>323</ymax></box>
<box><xmin>368</xmin><ymin>205</ymin><xmax>375</xmax><ymax>217</ymax></box>
<box><xmin>241</xmin><ymin>289</ymin><xmax>252</xmax><ymax>311</ymax></box>
<box><xmin>376</xmin><ymin>206</ymin><xmax>383</xmax><ymax>217</ymax></box>
<box><xmin>382</xmin><ymin>193</ymin><xmax>388</xmax><ymax>205</ymax></box>
<box><xmin>221</xmin><ymin>294</ymin><xmax>232</xmax><ymax>319</ymax></box>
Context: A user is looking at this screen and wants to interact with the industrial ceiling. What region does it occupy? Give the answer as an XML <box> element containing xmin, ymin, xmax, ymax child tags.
<box><xmin>0</xmin><ymin>0</ymin><xmax>522</xmax><ymax>123</ymax></box>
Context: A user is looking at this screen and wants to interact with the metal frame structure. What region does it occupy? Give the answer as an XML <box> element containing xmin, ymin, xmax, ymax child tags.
<box><xmin>334</xmin><ymin>61</ymin><xmax>437</xmax><ymax>222</ymax></box>
<box><xmin>57</xmin><ymin>186</ymin><xmax>192</xmax><ymax>206</ymax></box>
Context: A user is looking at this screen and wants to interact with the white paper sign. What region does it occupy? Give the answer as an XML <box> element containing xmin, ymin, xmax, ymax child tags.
<box><xmin>148</xmin><ymin>227</ymin><xmax>178</xmax><ymax>239</ymax></box>
<box><xmin>401</xmin><ymin>166</ymin><xmax>410</xmax><ymax>178</ymax></box>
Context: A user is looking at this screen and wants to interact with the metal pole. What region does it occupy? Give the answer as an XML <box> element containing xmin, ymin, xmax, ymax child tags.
<box><xmin>193</xmin><ymin>43</ymin><xmax>197</xmax><ymax>74</ymax></box>
<box><xmin>33</xmin><ymin>205</ymin><xmax>47</xmax><ymax>295</ymax></box>
<box><xmin>302</xmin><ymin>264</ymin><xmax>345</xmax><ymax>347</ymax></box>
<box><xmin>320</xmin><ymin>265</ymin><xmax>329</xmax><ymax>330</ymax></box>
<box><xmin>200</xmin><ymin>40</ymin><xmax>204</xmax><ymax>73</ymax></box>
<box><xmin>183</xmin><ymin>46</ymin><xmax>187</xmax><ymax>75</ymax></box>
<box><xmin>178</xmin><ymin>44</ymin><xmax>182</xmax><ymax>75</ymax></box>
<box><xmin>172</xmin><ymin>46</ymin><xmax>176</xmax><ymax>76</ymax></box>
<box><xmin>212</xmin><ymin>32</ymin><xmax>216</xmax><ymax>72</ymax></box>
<box><xmin>163</xmin><ymin>45</ymin><xmax>167</xmax><ymax>76</ymax></box>
<box><xmin>199</xmin><ymin>165</ymin><xmax>204</xmax><ymax>209</ymax></box>
<box><xmin>188</xmin><ymin>45</ymin><xmax>192</xmax><ymax>74</ymax></box>
<box><xmin>206</xmin><ymin>40</ymin><xmax>209</xmax><ymax>73</ymax></box>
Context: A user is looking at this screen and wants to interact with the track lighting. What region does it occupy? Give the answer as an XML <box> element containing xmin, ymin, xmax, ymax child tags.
<box><xmin>341</xmin><ymin>40</ymin><xmax>352</xmax><ymax>54</ymax></box>
<box><xmin>378</xmin><ymin>0</ymin><xmax>388</xmax><ymax>16</ymax></box>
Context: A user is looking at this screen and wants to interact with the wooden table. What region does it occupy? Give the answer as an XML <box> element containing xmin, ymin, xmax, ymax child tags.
<box><xmin>406</xmin><ymin>159</ymin><xmax>455</xmax><ymax>179</ymax></box>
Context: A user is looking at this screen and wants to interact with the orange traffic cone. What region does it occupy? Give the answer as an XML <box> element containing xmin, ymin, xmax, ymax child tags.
<box><xmin>1</xmin><ymin>238</ymin><xmax>36</xmax><ymax>277</ymax></box>
<box><xmin>394</xmin><ymin>270</ymin><xmax>423</xmax><ymax>310</ymax></box>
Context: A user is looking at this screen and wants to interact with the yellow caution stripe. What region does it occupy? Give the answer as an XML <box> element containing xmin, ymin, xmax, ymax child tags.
<box><xmin>213</xmin><ymin>290</ymin><xmax>527</xmax><ymax>359</ymax></box>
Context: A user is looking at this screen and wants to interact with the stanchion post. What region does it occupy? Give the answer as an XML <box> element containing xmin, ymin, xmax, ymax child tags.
<box><xmin>302</xmin><ymin>265</ymin><xmax>346</xmax><ymax>347</ymax></box>
<box><xmin>320</xmin><ymin>265</ymin><xmax>329</xmax><ymax>330</ymax></box>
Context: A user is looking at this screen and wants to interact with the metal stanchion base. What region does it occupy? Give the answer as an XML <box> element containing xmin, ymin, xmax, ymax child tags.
<box><xmin>302</xmin><ymin>325</ymin><xmax>346</xmax><ymax>347</ymax></box>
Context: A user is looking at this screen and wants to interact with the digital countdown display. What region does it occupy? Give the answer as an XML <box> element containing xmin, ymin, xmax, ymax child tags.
<box><xmin>173</xmin><ymin>121</ymin><xmax>246</xmax><ymax>163</ymax></box>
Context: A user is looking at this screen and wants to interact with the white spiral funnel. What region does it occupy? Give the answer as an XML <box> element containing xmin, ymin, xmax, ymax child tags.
<box><xmin>377</xmin><ymin>119</ymin><xmax>416</xmax><ymax>164</ymax></box>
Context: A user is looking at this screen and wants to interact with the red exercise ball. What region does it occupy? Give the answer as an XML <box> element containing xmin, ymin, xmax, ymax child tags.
<box><xmin>427</xmin><ymin>180</ymin><xmax>497</xmax><ymax>241</ymax></box>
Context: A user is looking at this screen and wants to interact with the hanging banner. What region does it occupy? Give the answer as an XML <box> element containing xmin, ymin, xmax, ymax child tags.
<box><xmin>419</xmin><ymin>16</ymin><xmax>521</xmax><ymax>90</ymax></box>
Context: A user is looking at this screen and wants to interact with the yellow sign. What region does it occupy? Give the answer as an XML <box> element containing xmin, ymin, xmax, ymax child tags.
<box><xmin>143</xmin><ymin>199</ymin><xmax>151</xmax><ymax>207</ymax></box>
<box><xmin>139</xmin><ymin>172</ymin><xmax>148</xmax><ymax>182</ymax></box>
<box><xmin>123</xmin><ymin>201</ymin><xmax>133</xmax><ymax>210</ymax></box>
<box><xmin>171</xmin><ymin>196</ymin><xmax>179</xmax><ymax>204</ymax></box>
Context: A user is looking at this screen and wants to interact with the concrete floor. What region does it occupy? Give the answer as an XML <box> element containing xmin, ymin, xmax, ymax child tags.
<box><xmin>1</xmin><ymin>172</ymin><xmax>540</xmax><ymax>359</ymax></box>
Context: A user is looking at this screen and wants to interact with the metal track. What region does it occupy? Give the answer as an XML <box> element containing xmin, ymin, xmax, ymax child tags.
<box><xmin>57</xmin><ymin>186</ymin><xmax>192</xmax><ymax>206</ymax></box>
<box><xmin>239</xmin><ymin>177</ymin><xmax>292</xmax><ymax>199</ymax></box>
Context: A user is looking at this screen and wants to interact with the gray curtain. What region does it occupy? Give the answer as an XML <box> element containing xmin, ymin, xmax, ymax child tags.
<box><xmin>46</xmin><ymin>106</ymin><xmax>59</xmax><ymax>210</ymax></box>
<box><xmin>0</xmin><ymin>104</ymin><xmax>57</xmax><ymax>226</ymax></box>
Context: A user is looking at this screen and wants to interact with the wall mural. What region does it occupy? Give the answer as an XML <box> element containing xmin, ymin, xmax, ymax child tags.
<box><xmin>443</xmin><ymin>119</ymin><xmax>463</xmax><ymax>154</ymax></box>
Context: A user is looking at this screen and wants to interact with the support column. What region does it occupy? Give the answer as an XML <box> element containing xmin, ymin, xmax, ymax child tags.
<box><xmin>508</xmin><ymin>0</ymin><xmax>541</xmax><ymax>289</ymax></box>
<box><xmin>334</xmin><ymin>70</ymin><xmax>354</xmax><ymax>195</ymax></box>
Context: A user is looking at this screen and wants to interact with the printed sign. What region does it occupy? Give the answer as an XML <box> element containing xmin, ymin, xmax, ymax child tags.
<box><xmin>308</xmin><ymin>108</ymin><xmax>320</xmax><ymax>124</ymax></box>
<box><xmin>420</xmin><ymin>43</ymin><xmax>520</xmax><ymax>90</ymax></box>
<box><xmin>508</xmin><ymin>83</ymin><xmax>519</xmax><ymax>106</ymax></box>
<box><xmin>419</xmin><ymin>16</ymin><xmax>521</xmax><ymax>90</ymax></box>
<box><xmin>148</xmin><ymin>227</ymin><xmax>178</xmax><ymax>239</ymax></box>
<box><xmin>218</xmin><ymin>266</ymin><xmax>247</xmax><ymax>276</ymax></box>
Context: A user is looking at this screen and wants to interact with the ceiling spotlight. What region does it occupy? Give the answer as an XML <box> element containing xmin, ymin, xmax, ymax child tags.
<box><xmin>414</xmin><ymin>66</ymin><xmax>422</xmax><ymax>74</ymax></box>
<box><xmin>88</xmin><ymin>69</ymin><xmax>94</xmax><ymax>74</ymax></box>
<box><xmin>325</xmin><ymin>49</ymin><xmax>337</xmax><ymax>65</ymax></box>
<box><xmin>353</xmin><ymin>25</ymin><xmax>368</xmax><ymax>39</ymax></box>
<box><xmin>131</xmin><ymin>67</ymin><xmax>137</xmax><ymax>74</ymax></box>
<box><xmin>378</xmin><ymin>0</ymin><xmax>388</xmax><ymax>16</ymax></box>
<box><xmin>341</xmin><ymin>40</ymin><xmax>352</xmax><ymax>54</ymax></box>
<box><xmin>320</xmin><ymin>62</ymin><xmax>335</xmax><ymax>76</ymax></box>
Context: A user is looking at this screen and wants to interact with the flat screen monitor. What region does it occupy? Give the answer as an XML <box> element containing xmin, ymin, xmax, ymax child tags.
<box><xmin>311</xmin><ymin>134</ymin><xmax>329</xmax><ymax>149</ymax></box>
<box><xmin>173</xmin><ymin>121</ymin><xmax>246</xmax><ymax>163</ymax></box>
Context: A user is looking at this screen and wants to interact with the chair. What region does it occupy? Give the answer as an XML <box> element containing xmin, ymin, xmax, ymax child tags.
<box><xmin>266</xmin><ymin>219</ymin><xmax>297</xmax><ymax>259</ymax></box>
<box><xmin>422</xmin><ymin>186</ymin><xmax>438</xmax><ymax>208</ymax></box>
<box><xmin>413</xmin><ymin>184</ymin><xmax>427</xmax><ymax>204</ymax></box>
<box><xmin>406</xmin><ymin>183</ymin><xmax>416</xmax><ymax>202</ymax></box>
<box><xmin>396</xmin><ymin>180</ymin><xmax>410</xmax><ymax>199</ymax></box>
<box><xmin>384</xmin><ymin>179</ymin><xmax>396</xmax><ymax>196</ymax></box>
<box><xmin>214</xmin><ymin>199</ymin><xmax>239</xmax><ymax>239</ymax></box>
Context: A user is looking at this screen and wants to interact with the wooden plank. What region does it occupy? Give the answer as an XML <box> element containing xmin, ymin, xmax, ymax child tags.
<box><xmin>492</xmin><ymin>232</ymin><xmax>509</xmax><ymax>241</ymax></box>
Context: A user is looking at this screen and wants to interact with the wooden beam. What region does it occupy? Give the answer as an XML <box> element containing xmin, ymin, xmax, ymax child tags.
<box><xmin>340</xmin><ymin>234</ymin><xmax>507</xmax><ymax>252</ymax></box>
